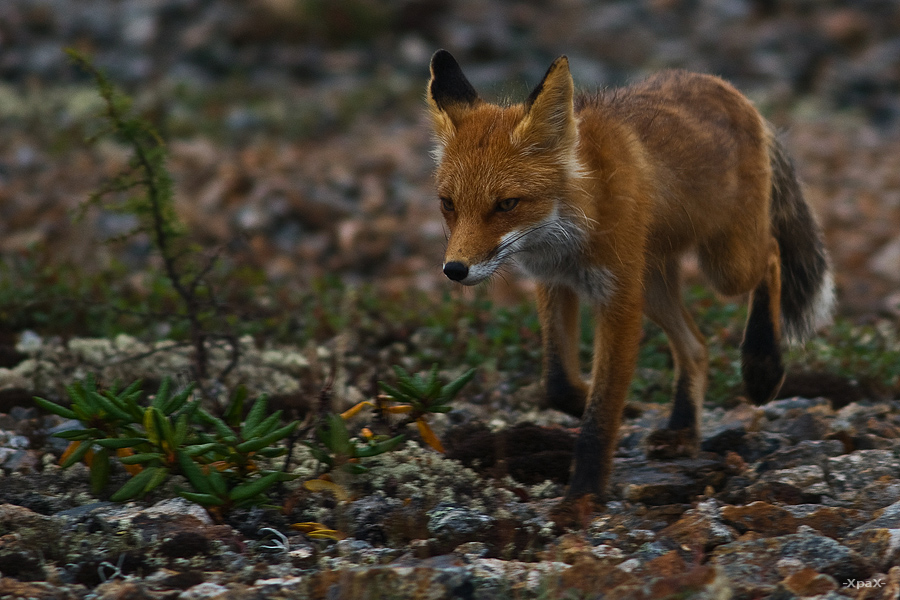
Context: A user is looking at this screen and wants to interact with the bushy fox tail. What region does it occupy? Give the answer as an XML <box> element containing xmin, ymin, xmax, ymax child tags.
<box><xmin>768</xmin><ymin>131</ymin><xmax>835</xmax><ymax>342</ymax></box>
<box><xmin>740</xmin><ymin>129</ymin><xmax>834</xmax><ymax>405</ymax></box>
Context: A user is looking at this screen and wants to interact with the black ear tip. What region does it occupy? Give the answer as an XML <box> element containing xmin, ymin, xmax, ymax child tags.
<box><xmin>430</xmin><ymin>49</ymin><xmax>458</xmax><ymax>72</ymax></box>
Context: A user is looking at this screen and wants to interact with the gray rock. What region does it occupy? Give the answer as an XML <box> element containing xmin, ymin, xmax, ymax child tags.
<box><xmin>759</xmin><ymin>464</ymin><xmax>828</xmax><ymax>491</ymax></box>
<box><xmin>844</xmin><ymin>528</ymin><xmax>900</xmax><ymax>573</ymax></box>
<box><xmin>701</xmin><ymin>426</ymin><xmax>791</xmax><ymax>462</ymax></box>
<box><xmin>427</xmin><ymin>503</ymin><xmax>496</xmax><ymax>551</ymax></box>
<box><xmin>852</xmin><ymin>499</ymin><xmax>900</xmax><ymax>531</ymax></box>
<box><xmin>614</xmin><ymin>455</ymin><xmax>726</xmax><ymax>505</ymax></box>
<box><xmin>346</xmin><ymin>493</ymin><xmax>404</xmax><ymax>546</ymax></box>
<box><xmin>762</xmin><ymin>397</ymin><xmax>832</xmax><ymax>421</ymax></box>
<box><xmin>827</xmin><ymin>450</ymin><xmax>900</xmax><ymax>498</ymax></box>
<box><xmin>753</xmin><ymin>439</ymin><xmax>845</xmax><ymax>473</ymax></box>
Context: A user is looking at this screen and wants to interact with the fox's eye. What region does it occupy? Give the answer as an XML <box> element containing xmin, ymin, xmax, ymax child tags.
<box><xmin>440</xmin><ymin>197</ymin><xmax>455</xmax><ymax>212</ymax></box>
<box><xmin>496</xmin><ymin>198</ymin><xmax>520</xmax><ymax>212</ymax></box>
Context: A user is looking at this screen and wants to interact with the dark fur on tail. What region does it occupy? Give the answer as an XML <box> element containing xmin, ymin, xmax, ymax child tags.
<box><xmin>768</xmin><ymin>133</ymin><xmax>834</xmax><ymax>342</ymax></box>
<box><xmin>741</xmin><ymin>131</ymin><xmax>833</xmax><ymax>404</ymax></box>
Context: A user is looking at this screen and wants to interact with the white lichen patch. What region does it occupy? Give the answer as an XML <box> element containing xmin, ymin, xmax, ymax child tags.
<box><xmin>0</xmin><ymin>334</ymin><xmax>321</xmax><ymax>398</ymax></box>
<box><xmin>357</xmin><ymin>442</ymin><xmax>516</xmax><ymax>509</ymax></box>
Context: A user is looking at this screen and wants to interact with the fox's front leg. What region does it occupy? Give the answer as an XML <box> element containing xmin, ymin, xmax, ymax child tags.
<box><xmin>565</xmin><ymin>293</ymin><xmax>644</xmax><ymax>503</ymax></box>
<box><xmin>537</xmin><ymin>283</ymin><xmax>588</xmax><ymax>416</ymax></box>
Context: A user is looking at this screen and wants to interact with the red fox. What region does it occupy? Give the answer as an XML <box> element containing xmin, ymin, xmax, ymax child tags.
<box><xmin>427</xmin><ymin>50</ymin><xmax>834</xmax><ymax>508</ymax></box>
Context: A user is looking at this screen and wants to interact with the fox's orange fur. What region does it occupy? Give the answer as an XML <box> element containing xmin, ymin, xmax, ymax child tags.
<box><xmin>427</xmin><ymin>50</ymin><xmax>833</xmax><ymax>507</ymax></box>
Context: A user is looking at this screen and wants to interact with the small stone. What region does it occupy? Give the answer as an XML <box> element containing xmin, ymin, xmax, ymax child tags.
<box><xmin>617</xmin><ymin>558</ymin><xmax>641</xmax><ymax>573</ymax></box>
<box><xmin>453</xmin><ymin>541</ymin><xmax>489</xmax><ymax>559</ymax></box>
<box><xmin>178</xmin><ymin>582</ymin><xmax>230</xmax><ymax>600</ymax></box>
<box><xmin>427</xmin><ymin>503</ymin><xmax>496</xmax><ymax>552</ymax></box>
<box><xmin>92</xmin><ymin>580</ymin><xmax>155</xmax><ymax>600</ymax></box>
<box><xmin>775</xmin><ymin>557</ymin><xmax>806</xmax><ymax>577</ymax></box>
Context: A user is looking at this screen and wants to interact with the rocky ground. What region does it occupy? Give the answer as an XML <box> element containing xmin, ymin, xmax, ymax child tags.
<box><xmin>1</xmin><ymin>0</ymin><xmax>900</xmax><ymax>598</ymax></box>
<box><xmin>1</xmin><ymin>336</ymin><xmax>900</xmax><ymax>598</ymax></box>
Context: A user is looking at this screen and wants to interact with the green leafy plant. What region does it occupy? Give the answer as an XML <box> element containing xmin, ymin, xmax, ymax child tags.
<box><xmin>379</xmin><ymin>364</ymin><xmax>474</xmax><ymax>417</ymax></box>
<box><xmin>376</xmin><ymin>364</ymin><xmax>475</xmax><ymax>452</ymax></box>
<box><xmin>301</xmin><ymin>364</ymin><xmax>474</xmax><ymax>481</ymax></box>
<box><xmin>35</xmin><ymin>377</ymin><xmax>299</xmax><ymax>513</ymax></box>
<box><xmin>304</xmin><ymin>413</ymin><xmax>405</xmax><ymax>475</ymax></box>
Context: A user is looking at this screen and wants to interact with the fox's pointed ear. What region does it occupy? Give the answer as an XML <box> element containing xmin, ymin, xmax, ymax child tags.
<box><xmin>513</xmin><ymin>56</ymin><xmax>577</xmax><ymax>151</ymax></box>
<box><xmin>428</xmin><ymin>50</ymin><xmax>479</xmax><ymax>111</ymax></box>
<box><xmin>427</xmin><ymin>50</ymin><xmax>480</xmax><ymax>162</ymax></box>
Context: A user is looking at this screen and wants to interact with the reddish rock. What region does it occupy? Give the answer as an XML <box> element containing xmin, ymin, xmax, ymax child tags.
<box><xmin>0</xmin><ymin>579</ymin><xmax>83</xmax><ymax>600</ymax></box>
<box><xmin>779</xmin><ymin>567</ymin><xmax>838</xmax><ymax>596</ymax></box>
<box><xmin>720</xmin><ymin>479</ymin><xmax>823</xmax><ymax>505</ymax></box>
<box><xmin>558</xmin><ymin>556</ymin><xmax>638</xmax><ymax>594</ymax></box>
<box><xmin>787</xmin><ymin>505</ymin><xmax>870</xmax><ymax>539</ymax></box>
<box><xmin>307</xmin><ymin>555</ymin><xmax>472</xmax><ymax>600</ymax></box>
<box><xmin>634</xmin><ymin>565</ymin><xmax>727</xmax><ymax>600</ymax></box>
<box><xmin>92</xmin><ymin>580</ymin><xmax>155</xmax><ymax>600</ymax></box>
<box><xmin>720</xmin><ymin>501</ymin><xmax>799</xmax><ymax>536</ymax></box>
<box><xmin>540</xmin><ymin>533</ymin><xmax>615</xmax><ymax>565</ymax></box>
<box><xmin>658</xmin><ymin>507</ymin><xmax>737</xmax><ymax>551</ymax></box>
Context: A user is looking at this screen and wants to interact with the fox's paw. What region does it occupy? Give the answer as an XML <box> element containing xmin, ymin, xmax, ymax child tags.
<box><xmin>645</xmin><ymin>427</ymin><xmax>700</xmax><ymax>459</ymax></box>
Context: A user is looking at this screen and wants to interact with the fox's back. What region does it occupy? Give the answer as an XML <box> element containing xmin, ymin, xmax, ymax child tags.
<box><xmin>576</xmin><ymin>70</ymin><xmax>772</xmax><ymax>255</ymax></box>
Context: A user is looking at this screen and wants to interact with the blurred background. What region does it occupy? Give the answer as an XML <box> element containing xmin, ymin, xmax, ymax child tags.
<box><xmin>1</xmin><ymin>0</ymin><xmax>899</xmax><ymax>327</ymax></box>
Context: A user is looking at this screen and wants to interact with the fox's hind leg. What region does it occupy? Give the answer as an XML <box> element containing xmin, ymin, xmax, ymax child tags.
<box><xmin>537</xmin><ymin>283</ymin><xmax>588</xmax><ymax>416</ymax></box>
<box><xmin>740</xmin><ymin>243</ymin><xmax>786</xmax><ymax>404</ymax></box>
<box><xmin>700</xmin><ymin>220</ymin><xmax>786</xmax><ymax>406</ymax></box>
<box><xmin>643</xmin><ymin>258</ymin><xmax>708</xmax><ymax>458</ymax></box>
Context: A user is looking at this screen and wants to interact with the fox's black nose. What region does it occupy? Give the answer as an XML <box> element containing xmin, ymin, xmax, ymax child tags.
<box><xmin>443</xmin><ymin>261</ymin><xmax>469</xmax><ymax>281</ymax></box>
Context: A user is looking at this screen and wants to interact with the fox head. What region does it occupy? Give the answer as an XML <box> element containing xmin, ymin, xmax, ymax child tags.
<box><xmin>427</xmin><ymin>50</ymin><xmax>583</xmax><ymax>286</ymax></box>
